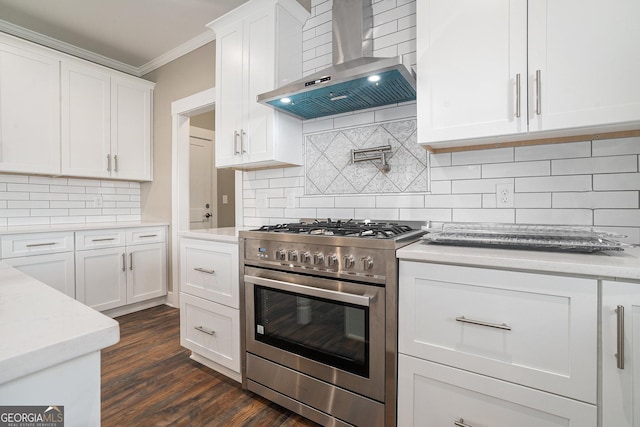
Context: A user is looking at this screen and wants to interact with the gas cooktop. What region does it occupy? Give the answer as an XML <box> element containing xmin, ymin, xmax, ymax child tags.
<box><xmin>251</xmin><ymin>220</ymin><xmax>418</xmax><ymax>239</ymax></box>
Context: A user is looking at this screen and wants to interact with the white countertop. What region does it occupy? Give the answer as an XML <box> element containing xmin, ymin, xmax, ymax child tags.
<box><xmin>178</xmin><ymin>227</ymin><xmax>250</xmax><ymax>243</ymax></box>
<box><xmin>0</xmin><ymin>263</ymin><xmax>120</xmax><ymax>384</ymax></box>
<box><xmin>0</xmin><ymin>221</ymin><xmax>168</xmax><ymax>236</ymax></box>
<box><xmin>397</xmin><ymin>241</ymin><xmax>640</xmax><ymax>281</ymax></box>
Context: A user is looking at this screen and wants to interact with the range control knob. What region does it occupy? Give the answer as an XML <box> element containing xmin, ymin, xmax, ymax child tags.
<box><xmin>362</xmin><ymin>256</ymin><xmax>374</xmax><ymax>270</ymax></box>
<box><xmin>342</xmin><ymin>255</ymin><xmax>355</xmax><ymax>269</ymax></box>
<box><xmin>288</xmin><ymin>250</ymin><xmax>298</xmax><ymax>262</ymax></box>
<box><xmin>275</xmin><ymin>249</ymin><xmax>286</xmax><ymax>261</ymax></box>
<box><xmin>326</xmin><ymin>254</ymin><xmax>338</xmax><ymax>267</ymax></box>
<box><xmin>301</xmin><ymin>251</ymin><xmax>311</xmax><ymax>263</ymax></box>
<box><xmin>313</xmin><ymin>252</ymin><xmax>324</xmax><ymax>265</ymax></box>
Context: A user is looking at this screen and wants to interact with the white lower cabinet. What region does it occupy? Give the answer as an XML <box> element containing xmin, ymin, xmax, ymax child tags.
<box><xmin>75</xmin><ymin>227</ymin><xmax>167</xmax><ymax>312</ymax></box>
<box><xmin>3</xmin><ymin>252</ymin><xmax>75</xmax><ymax>298</ymax></box>
<box><xmin>180</xmin><ymin>293</ymin><xmax>240</xmax><ymax>373</ymax></box>
<box><xmin>179</xmin><ymin>236</ymin><xmax>240</xmax><ymax>381</ymax></box>
<box><xmin>398</xmin><ymin>261</ymin><xmax>597</xmax><ymax>426</ymax></box>
<box><xmin>601</xmin><ymin>280</ymin><xmax>640</xmax><ymax>427</ymax></box>
<box><xmin>398</xmin><ymin>354</ymin><xmax>596</xmax><ymax>427</ymax></box>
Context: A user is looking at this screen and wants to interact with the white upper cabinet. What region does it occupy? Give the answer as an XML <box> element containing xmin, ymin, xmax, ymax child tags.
<box><xmin>209</xmin><ymin>0</ymin><xmax>308</xmax><ymax>169</ymax></box>
<box><xmin>61</xmin><ymin>61</ymin><xmax>153</xmax><ymax>181</ymax></box>
<box><xmin>0</xmin><ymin>37</ymin><xmax>60</xmax><ymax>174</ymax></box>
<box><xmin>418</xmin><ymin>0</ymin><xmax>640</xmax><ymax>150</ymax></box>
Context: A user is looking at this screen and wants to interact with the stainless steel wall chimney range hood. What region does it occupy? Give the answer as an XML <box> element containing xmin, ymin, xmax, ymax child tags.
<box><xmin>257</xmin><ymin>0</ymin><xmax>416</xmax><ymax>120</ymax></box>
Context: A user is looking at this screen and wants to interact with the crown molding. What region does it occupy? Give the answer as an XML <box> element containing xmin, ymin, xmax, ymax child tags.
<box><xmin>0</xmin><ymin>19</ymin><xmax>139</xmax><ymax>75</ymax></box>
<box><xmin>137</xmin><ymin>30</ymin><xmax>216</xmax><ymax>77</ymax></box>
<box><xmin>0</xmin><ymin>19</ymin><xmax>216</xmax><ymax>77</ymax></box>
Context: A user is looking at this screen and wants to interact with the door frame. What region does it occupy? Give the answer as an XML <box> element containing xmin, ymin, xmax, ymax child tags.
<box><xmin>170</xmin><ymin>87</ymin><xmax>243</xmax><ymax>307</ymax></box>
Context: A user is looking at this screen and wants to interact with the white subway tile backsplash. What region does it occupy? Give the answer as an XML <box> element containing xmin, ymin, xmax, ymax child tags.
<box><xmin>451</xmin><ymin>178</ymin><xmax>513</xmax><ymax>194</ymax></box>
<box><xmin>335</xmin><ymin>195</ymin><xmax>376</xmax><ymax>208</ymax></box>
<box><xmin>0</xmin><ymin>174</ymin><xmax>28</xmax><ymax>183</ymax></box>
<box><xmin>373</xmin><ymin>102</ymin><xmax>417</xmax><ymax>122</ymax></box>
<box><xmin>8</xmin><ymin>217</ymin><xmax>50</xmax><ymax>226</ymax></box>
<box><xmin>300</xmin><ymin>197</ymin><xmax>335</xmax><ymax>208</ymax></box>
<box><xmin>429</xmin><ymin>180</ymin><xmax>451</xmax><ymax>194</ymax></box>
<box><xmin>592</xmin><ymin>137</ymin><xmax>640</xmax><ymax>156</ymax></box>
<box><xmin>50</xmin><ymin>185</ymin><xmax>85</xmax><ymax>194</ymax></box>
<box><xmin>8</xmin><ymin>183</ymin><xmax>49</xmax><ymax>193</ymax></box>
<box><xmin>593</xmin><ymin>172</ymin><xmax>640</xmax><ymax>190</ymax></box>
<box><xmin>482</xmin><ymin>161</ymin><xmax>550</xmax><ymax>178</ymax></box>
<box><xmin>316</xmin><ymin>208</ymin><xmax>356</xmax><ymax>219</ymax></box>
<box><xmin>594</xmin><ymin>209</ymin><xmax>640</xmax><ymax>227</ymax></box>
<box><xmin>516</xmin><ymin>175</ymin><xmax>592</xmax><ymax>192</ymax></box>
<box><xmin>0</xmin><ymin>192</ymin><xmax>29</xmax><ymax>200</ymax></box>
<box><xmin>513</xmin><ymin>193</ymin><xmax>552</xmax><ymax>208</ymax></box>
<box><xmin>30</xmin><ymin>192</ymin><xmax>68</xmax><ymax>200</ymax></box>
<box><xmin>552</xmin><ymin>156</ymin><xmax>637</xmax><ymax>175</ymax></box>
<box><xmin>431</xmin><ymin>165</ymin><xmax>481</xmax><ymax>181</ymax></box>
<box><xmin>376</xmin><ymin>194</ymin><xmax>424</xmax><ymax>208</ymax></box>
<box><xmin>452</xmin><ymin>148</ymin><xmax>513</xmax><ymax>166</ymax></box>
<box><xmin>399</xmin><ymin>208</ymin><xmax>451</xmax><ymax>222</ymax></box>
<box><xmin>425</xmin><ymin>194</ymin><xmax>481</xmax><ymax>208</ymax></box>
<box><xmin>8</xmin><ymin>201</ymin><xmax>49</xmax><ymax>209</ymax></box>
<box><xmin>515</xmin><ymin>141</ymin><xmax>591</xmax><ymax>161</ymax></box>
<box><xmin>31</xmin><ymin>209</ymin><xmax>68</xmax><ymax>217</ymax></box>
<box><xmin>553</xmin><ymin>191</ymin><xmax>638</xmax><ymax>209</ymax></box>
<box><xmin>354</xmin><ymin>208</ymin><xmax>399</xmax><ymax>221</ymax></box>
<box><xmin>453</xmin><ymin>209</ymin><xmax>515</xmax><ymax>224</ymax></box>
<box><xmin>516</xmin><ymin>209</ymin><xmax>593</xmax><ymax>225</ymax></box>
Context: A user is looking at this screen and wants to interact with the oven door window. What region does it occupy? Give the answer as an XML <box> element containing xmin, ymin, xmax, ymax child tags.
<box><xmin>254</xmin><ymin>285</ymin><xmax>369</xmax><ymax>377</ymax></box>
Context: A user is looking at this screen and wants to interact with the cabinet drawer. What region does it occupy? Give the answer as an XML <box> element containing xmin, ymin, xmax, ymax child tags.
<box><xmin>126</xmin><ymin>227</ymin><xmax>166</xmax><ymax>245</ymax></box>
<box><xmin>398</xmin><ymin>354</ymin><xmax>596</xmax><ymax>427</ymax></box>
<box><xmin>180</xmin><ymin>238</ymin><xmax>238</xmax><ymax>308</ymax></box>
<box><xmin>398</xmin><ymin>261</ymin><xmax>597</xmax><ymax>403</ymax></box>
<box><xmin>1</xmin><ymin>232</ymin><xmax>74</xmax><ymax>258</ymax></box>
<box><xmin>180</xmin><ymin>292</ymin><xmax>240</xmax><ymax>373</ymax></box>
<box><xmin>75</xmin><ymin>229</ymin><xmax>126</xmax><ymax>250</ymax></box>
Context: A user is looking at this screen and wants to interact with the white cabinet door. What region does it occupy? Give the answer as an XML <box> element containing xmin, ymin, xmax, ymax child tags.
<box><xmin>399</xmin><ymin>261</ymin><xmax>597</xmax><ymax>403</ymax></box>
<box><xmin>528</xmin><ymin>0</ymin><xmax>640</xmax><ymax>132</ymax></box>
<box><xmin>75</xmin><ymin>247</ymin><xmax>127</xmax><ymax>311</ymax></box>
<box><xmin>398</xmin><ymin>354</ymin><xmax>596</xmax><ymax>427</ymax></box>
<box><xmin>180</xmin><ymin>238</ymin><xmax>239</xmax><ymax>308</ymax></box>
<box><xmin>61</xmin><ymin>61</ymin><xmax>111</xmax><ymax>178</ymax></box>
<box><xmin>0</xmin><ymin>39</ymin><xmax>60</xmax><ymax>174</ymax></box>
<box><xmin>4</xmin><ymin>252</ymin><xmax>75</xmax><ymax>298</ymax></box>
<box><xmin>214</xmin><ymin>20</ymin><xmax>245</xmax><ymax>168</ymax></box>
<box><xmin>602</xmin><ymin>280</ymin><xmax>640</xmax><ymax>427</ymax></box>
<box><xmin>210</xmin><ymin>0</ymin><xmax>306</xmax><ymax>169</ymax></box>
<box><xmin>111</xmin><ymin>76</ymin><xmax>152</xmax><ymax>181</ymax></box>
<box><xmin>126</xmin><ymin>242</ymin><xmax>167</xmax><ymax>304</ymax></box>
<box><xmin>417</xmin><ymin>0</ymin><xmax>527</xmax><ymax>143</ymax></box>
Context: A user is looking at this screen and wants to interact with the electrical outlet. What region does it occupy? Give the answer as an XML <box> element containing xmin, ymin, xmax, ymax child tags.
<box><xmin>496</xmin><ymin>183</ymin><xmax>514</xmax><ymax>208</ymax></box>
<box><xmin>256</xmin><ymin>192</ymin><xmax>268</xmax><ymax>209</ymax></box>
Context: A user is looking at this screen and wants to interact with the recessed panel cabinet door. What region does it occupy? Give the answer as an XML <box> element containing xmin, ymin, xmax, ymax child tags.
<box><xmin>0</xmin><ymin>41</ymin><xmax>60</xmax><ymax>174</ymax></box>
<box><xmin>417</xmin><ymin>0</ymin><xmax>527</xmax><ymax>143</ymax></box>
<box><xmin>528</xmin><ymin>0</ymin><xmax>640</xmax><ymax>132</ymax></box>
<box><xmin>111</xmin><ymin>77</ymin><xmax>152</xmax><ymax>181</ymax></box>
<box><xmin>602</xmin><ymin>281</ymin><xmax>640</xmax><ymax>427</ymax></box>
<box><xmin>75</xmin><ymin>247</ymin><xmax>127</xmax><ymax>312</ymax></box>
<box><xmin>61</xmin><ymin>61</ymin><xmax>111</xmax><ymax>178</ymax></box>
<box><xmin>126</xmin><ymin>243</ymin><xmax>167</xmax><ymax>304</ymax></box>
<box><xmin>215</xmin><ymin>21</ymin><xmax>245</xmax><ymax>168</ymax></box>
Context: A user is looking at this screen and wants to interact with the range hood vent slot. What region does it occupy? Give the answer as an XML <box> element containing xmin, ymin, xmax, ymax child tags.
<box><xmin>257</xmin><ymin>0</ymin><xmax>416</xmax><ymax>120</ymax></box>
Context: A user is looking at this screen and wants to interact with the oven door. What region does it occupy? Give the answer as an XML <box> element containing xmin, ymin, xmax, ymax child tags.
<box><xmin>244</xmin><ymin>268</ymin><xmax>385</xmax><ymax>402</ymax></box>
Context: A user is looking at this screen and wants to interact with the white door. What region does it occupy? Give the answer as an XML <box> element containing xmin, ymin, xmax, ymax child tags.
<box><xmin>602</xmin><ymin>280</ymin><xmax>640</xmax><ymax>427</ymax></box>
<box><xmin>527</xmin><ymin>0</ymin><xmax>640</xmax><ymax>132</ymax></box>
<box><xmin>190</xmin><ymin>127</ymin><xmax>216</xmax><ymax>230</ymax></box>
<box><xmin>126</xmin><ymin>243</ymin><xmax>167</xmax><ymax>304</ymax></box>
<box><xmin>416</xmin><ymin>0</ymin><xmax>527</xmax><ymax>144</ymax></box>
<box><xmin>75</xmin><ymin>247</ymin><xmax>127</xmax><ymax>311</ymax></box>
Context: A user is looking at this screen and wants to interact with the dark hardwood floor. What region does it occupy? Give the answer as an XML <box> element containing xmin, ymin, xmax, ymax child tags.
<box><xmin>102</xmin><ymin>305</ymin><xmax>320</xmax><ymax>427</ymax></box>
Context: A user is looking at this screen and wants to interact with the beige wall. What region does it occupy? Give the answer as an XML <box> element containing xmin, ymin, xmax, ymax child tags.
<box><xmin>141</xmin><ymin>41</ymin><xmax>216</xmax><ymax>224</ymax></box>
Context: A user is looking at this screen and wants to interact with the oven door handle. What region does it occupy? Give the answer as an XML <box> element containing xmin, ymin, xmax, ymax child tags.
<box><xmin>244</xmin><ymin>275</ymin><xmax>373</xmax><ymax>307</ymax></box>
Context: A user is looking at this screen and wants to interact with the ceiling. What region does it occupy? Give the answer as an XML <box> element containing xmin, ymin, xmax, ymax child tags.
<box><xmin>0</xmin><ymin>0</ymin><xmax>307</xmax><ymax>75</ymax></box>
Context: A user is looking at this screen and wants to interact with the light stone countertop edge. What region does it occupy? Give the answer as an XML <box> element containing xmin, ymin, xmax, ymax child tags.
<box><xmin>397</xmin><ymin>241</ymin><xmax>640</xmax><ymax>282</ymax></box>
<box><xmin>0</xmin><ymin>221</ymin><xmax>169</xmax><ymax>236</ymax></box>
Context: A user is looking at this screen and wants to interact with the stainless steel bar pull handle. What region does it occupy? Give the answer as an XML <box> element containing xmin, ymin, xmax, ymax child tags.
<box><xmin>195</xmin><ymin>326</ymin><xmax>215</xmax><ymax>336</ymax></box>
<box><xmin>194</xmin><ymin>267</ymin><xmax>215</xmax><ymax>274</ymax></box>
<box><xmin>139</xmin><ymin>234</ymin><xmax>158</xmax><ymax>238</ymax></box>
<box><xmin>515</xmin><ymin>73</ymin><xmax>521</xmax><ymax>118</ymax></box>
<box><xmin>122</xmin><ymin>253</ymin><xmax>126</xmax><ymax>271</ymax></box>
<box><xmin>233</xmin><ymin>131</ymin><xmax>240</xmax><ymax>155</ymax></box>
<box><xmin>616</xmin><ymin>305</ymin><xmax>625</xmax><ymax>369</ymax></box>
<box><xmin>26</xmin><ymin>242</ymin><xmax>56</xmax><ymax>247</ymax></box>
<box><xmin>536</xmin><ymin>69</ymin><xmax>542</xmax><ymax>115</ymax></box>
<box><xmin>454</xmin><ymin>418</ymin><xmax>473</xmax><ymax>427</ymax></box>
<box><xmin>107</xmin><ymin>154</ymin><xmax>111</xmax><ymax>172</ymax></box>
<box><xmin>129</xmin><ymin>253</ymin><xmax>133</xmax><ymax>271</ymax></box>
<box><xmin>114</xmin><ymin>155</ymin><xmax>118</xmax><ymax>172</ymax></box>
<box><xmin>456</xmin><ymin>316</ymin><xmax>512</xmax><ymax>331</ymax></box>
<box><xmin>241</xmin><ymin>130</ymin><xmax>247</xmax><ymax>154</ymax></box>
<box><xmin>92</xmin><ymin>237</ymin><xmax>115</xmax><ymax>242</ymax></box>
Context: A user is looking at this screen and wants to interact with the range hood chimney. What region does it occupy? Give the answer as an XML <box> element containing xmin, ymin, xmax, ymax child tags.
<box><xmin>257</xmin><ymin>0</ymin><xmax>416</xmax><ymax>120</ymax></box>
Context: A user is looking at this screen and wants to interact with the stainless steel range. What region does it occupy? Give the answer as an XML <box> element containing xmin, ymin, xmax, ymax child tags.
<box><xmin>239</xmin><ymin>220</ymin><xmax>425</xmax><ymax>427</ymax></box>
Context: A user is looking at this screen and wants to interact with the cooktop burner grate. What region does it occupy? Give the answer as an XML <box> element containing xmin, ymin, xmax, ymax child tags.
<box><xmin>253</xmin><ymin>220</ymin><xmax>416</xmax><ymax>239</ymax></box>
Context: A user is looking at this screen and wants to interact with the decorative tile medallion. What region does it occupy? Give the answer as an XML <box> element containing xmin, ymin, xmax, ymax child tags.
<box><xmin>305</xmin><ymin>119</ymin><xmax>427</xmax><ymax>195</ymax></box>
